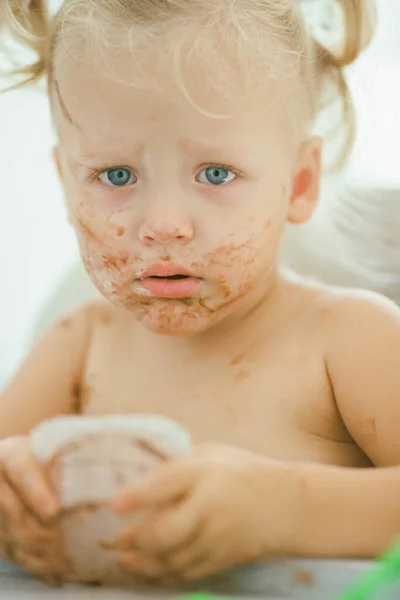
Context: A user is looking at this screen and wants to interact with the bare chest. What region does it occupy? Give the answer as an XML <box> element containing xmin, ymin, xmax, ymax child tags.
<box><xmin>79</xmin><ymin>327</ymin><xmax>368</xmax><ymax>467</ymax></box>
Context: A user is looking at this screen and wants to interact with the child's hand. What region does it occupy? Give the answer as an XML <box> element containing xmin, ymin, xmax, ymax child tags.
<box><xmin>0</xmin><ymin>436</ymin><xmax>69</xmax><ymax>585</ymax></box>
<box><xmin>110</xmin><ymin>444</ymin><xmax>297</xmax><ymax>585</ymax></box>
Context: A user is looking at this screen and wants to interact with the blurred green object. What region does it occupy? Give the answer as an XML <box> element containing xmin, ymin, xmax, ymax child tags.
<box><xmin>178</xmin><ymin>594</ymin><xmax>220</xmax><ymax>600</ymax></box>
<box><xmin>336</xmin><ymin>541</ymin><xmax>400</xmax><ymax>600</ymax></box>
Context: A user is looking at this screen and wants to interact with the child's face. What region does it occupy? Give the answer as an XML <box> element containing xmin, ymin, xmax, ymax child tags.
<box><xmin>53</xmin><ymin>52</ymin><xmax>321</xmax><ymax>335</ymax></box>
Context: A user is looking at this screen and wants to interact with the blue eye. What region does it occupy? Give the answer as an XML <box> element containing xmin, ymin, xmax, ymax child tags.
<box><xmin>99</xmin><ymin>168</ymin><xmax>136</xmax><ymax>187</ymax></box>
<box><xmin>197</xmin><ymin>166</ymin><xmax>236</xmax><ymax>186</ymax></box>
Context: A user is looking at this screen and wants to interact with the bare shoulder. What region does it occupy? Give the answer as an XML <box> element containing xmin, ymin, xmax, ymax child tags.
<box><xmin>35</xmin><ymin>298</ymin><xmax>116</xmax><ymax>342</ymax></box>
<box><xmin>318</xmin><ymin>285</ymin><xmax>400</xmax><ymax>329</ymax></box>
<box><xmin>319</xmin><ymin>285</ymin><xmax>400</xmax><ymax>370</ymax></box>
<box><xmin>0</xmin><ymin>299</ymin><xmax>113</xmax><ymax>438</ymax></box>
<box><xmin>282</xmin><ymin>270</ymin><xmax>400</xmax><ymax>324</ymax></box>
<box><xmin>282</xmin><ymin>271</ymin><xmax>400</xmax><ymax>332</ymax></box>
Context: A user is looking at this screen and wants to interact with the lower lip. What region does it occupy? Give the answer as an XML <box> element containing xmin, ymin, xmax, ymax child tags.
<box><xmin>138</xmin><ymin>277</ymin><xmax>200</xmax><ymax>298</ymax></box>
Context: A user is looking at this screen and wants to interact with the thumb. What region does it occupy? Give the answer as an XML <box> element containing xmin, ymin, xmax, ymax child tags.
<box><xmin>111</xmin><ymin>460</ymin><xmax>196</xmax><ymax>513</ymax></box>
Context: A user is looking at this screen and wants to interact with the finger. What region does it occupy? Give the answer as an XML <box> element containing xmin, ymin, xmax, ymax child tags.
<box><xmin>17</xmin><ymin>534</ymin><xmax>63</xmax><ymax>558</ymax></box>
<box><xmin>0</xmin><ymin>481</ymin><xmax>21</xmax><ymax>560</ymax></box>
<box><xmin>112</xmin><ymin>460</ymin><xmax>197</xmax><ymax>513</ymax></box>
<box><xmin>166</xmin><ymin>524</ymin><xmax>230</xmax><ymax>582</ymax></box>
<box><xmin>0</xmin><ymin>481</ymin><xmax>18</xmax><ymax>562</ymax></box>
<box><xmin>178</xmin><ymin>528</ymin><xmax>244</xmax><ymax>582</ymax></box>
<box><xmin>0</xmin><ymin>483</ymin><xmax>60</xmax><ymax>554</ymax></box>
<box><xmin>0</xmin><ymin>480</ymin><xmax>22</xmax><ymax>523</ymax></box>
<box><xmin>0</xmin><ymin>439</ymin><xmax>59</xmax><ymax>520</ymax></box>
<box><xmin>119</xmin><ymin>551</ymin><xmax>168</xmax><ymax>581</ymax></box>
<box><xmin>115</xmin><ymin>500</ymin><xmax>202</xmax><ymax>554</ymax></box>
<box><xmin>182</xmin><ymin>560</ymin><xmax>216</xmax><ymax>582</ymax></box>
<box><xmin>119</xmin><ymin>552</ymin><xmax>183</xmax><ymax>588</ymax></box>
<box><xmin>1</xmin><ymin>483</ymin><xmax>46</xmax><ymax>538</ymax></box>
<box><xmin>166</xmin><ymin>544</ymin><xmax>209</xmax><ymax>576</ymax></box>
<box><xmin>12</xmin><ymin>546</ymin><xmax>69</xmax><ymax>577</ymax></box>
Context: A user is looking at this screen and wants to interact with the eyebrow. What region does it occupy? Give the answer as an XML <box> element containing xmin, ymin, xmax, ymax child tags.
<box><xmin>54</xmin><ymin>79</ymin><xmax>81</xmax><ymax>129</ymax></box>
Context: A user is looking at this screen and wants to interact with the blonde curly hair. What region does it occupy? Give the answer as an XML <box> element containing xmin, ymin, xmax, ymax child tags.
<box><xmin>1</xmin><ymin>0</ymin><xmax>376</xmax><ymax>167</ymax></box>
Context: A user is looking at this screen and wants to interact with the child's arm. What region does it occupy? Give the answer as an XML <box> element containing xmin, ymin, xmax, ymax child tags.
<box><xmin>326</xmin><ymin>290</ymin><xmax>400</xmax><ymax>468</ymax></box>
<box><xmin>286</xmin><ymin>460</ymin><xmax>400</xmax><ymax>558</ymax></box>
<box><xmin>292</xmin><ymin>290</ymin><xmax>400</xmax><ymax>557</ymax></box>
<box><xmin>0</xmin><ymin>302</ymin><xmax>93</xmax><ymax>438</ymax></box>
<box><xmin>0</xmin><ymin>302</ymin><xmax>96</xmax><ymax>583</ymax></box>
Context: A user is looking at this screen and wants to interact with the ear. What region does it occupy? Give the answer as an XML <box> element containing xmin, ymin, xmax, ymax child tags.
<box><xmin>287</xmin><ymin>136</ymin><xmax>322</xmax><ymax>225</ymax></box>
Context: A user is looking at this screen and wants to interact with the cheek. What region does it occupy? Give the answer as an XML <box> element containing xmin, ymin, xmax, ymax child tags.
<box><xmin>208</xmin><ymin>208</ymin><xmax>282</xmax><ymax>274</ymax></box>
<box><xmin>72</xmin><ymin>198</ymin><xmax>142</xmax><ymax>296</ymax></box>
<box><xmin>73</xmin><ymin>193</ymin><xmax>128</xmax><ymax>243</ymax></box>
<box><xmin>200</xmin><ymin>216</ymin><xmax>279</xmax><ymax>301</ymax></box>
<box><xmin>201</xmin><ymin>179</ymin><xmax>289</xmax><ymax>302</ymax></box>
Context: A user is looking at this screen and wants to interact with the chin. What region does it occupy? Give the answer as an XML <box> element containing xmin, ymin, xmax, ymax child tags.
<box><xmin>140</xmin><ymin>317</ymin><xmax>215</xmax><ymax>336</ymax></box>
<box><xmin>116</xmin><ymin>295</ymin><xmax>228</xmax><ymax>336</ymax></box>
<box><xmin>137</xmin><ymin>304</ymin><xmax>222</xmax><ymax>336</ymax></box>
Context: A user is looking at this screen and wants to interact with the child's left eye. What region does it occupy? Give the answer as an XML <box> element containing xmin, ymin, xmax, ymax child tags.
<box><xmin>99</xmin><ymin>168</ymin><xmax>137</xmax><ymax>187</ymax></box>
<box><xmin>197</xmin><ymin>166</ymin><xmax>236</xmax><ymax>186</ymax></box>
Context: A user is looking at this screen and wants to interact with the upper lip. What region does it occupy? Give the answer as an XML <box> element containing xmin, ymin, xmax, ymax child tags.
<box><xmin>139</xmin><ymin>263</ymin><xmax>195</xmax><ymax>279</ymax></box>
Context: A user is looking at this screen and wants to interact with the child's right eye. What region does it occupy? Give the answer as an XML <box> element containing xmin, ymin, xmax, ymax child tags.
<box><xmin>98</xmin><ymin>168</ymin><xmax>137</xmax><ymax>187</ymax></box>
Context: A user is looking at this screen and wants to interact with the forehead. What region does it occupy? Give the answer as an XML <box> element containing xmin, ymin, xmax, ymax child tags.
<box><xmin>53</xmin><ymin>47</ymin><xmax>302</xmax><ymax>152</ymax></box>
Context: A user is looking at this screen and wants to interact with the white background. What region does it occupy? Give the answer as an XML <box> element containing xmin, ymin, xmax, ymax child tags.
<box><xmin>0</xmin><ymin>0</ymin><xmax>400</xmax><ymax>385</ymax></box>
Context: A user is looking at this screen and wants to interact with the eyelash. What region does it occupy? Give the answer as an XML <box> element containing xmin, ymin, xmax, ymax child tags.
<box><xmin>89</xmin><ymin>165</ymin><xmax>135</xmax><ymax>183</ymax></box>
<box><xmin>88</xmin><ymin>163</ymin><xmax>244</xmax><ymax>185</ymax></box>
<box><xmin>197</xmin><ymin>163</ymin><xmax>243</xmax><ymax>181</ymax></box>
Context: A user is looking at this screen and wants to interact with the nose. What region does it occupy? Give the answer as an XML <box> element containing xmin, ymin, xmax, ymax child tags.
<box><xmin>139</xmin><ymin>219</ymin><xmax>194</xmax><ymax>246</ymax></box>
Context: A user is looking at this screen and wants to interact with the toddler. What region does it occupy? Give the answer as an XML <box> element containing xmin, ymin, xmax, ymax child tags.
<box><xmin>2</xmin><ymin>0</ymin><xmax>400</xmax><ymax>589</ymax></box>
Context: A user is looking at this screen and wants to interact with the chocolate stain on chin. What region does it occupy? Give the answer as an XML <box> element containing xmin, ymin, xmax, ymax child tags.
<box><xmin>126</xmin><ymin>274</ymin><xmax>256</xmax><ymax>334</ymax></box>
